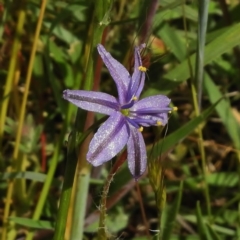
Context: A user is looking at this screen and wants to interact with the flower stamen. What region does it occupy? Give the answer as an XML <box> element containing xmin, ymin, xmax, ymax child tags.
<box><xmin>169</xmin><ymin>106</ymin><xmax>178</xmax><ymax>114</ymax></box>
<box><xmin>138</xmin><ymin>66</ymin><xmax>147</xmax><ymax>72</ymax></box>
<box><xmin>156</xmin><ymin>121</ymin><xmax>162</xmax><ymax>126</ymax></box>
<box><xmin>132</xmin><ymin>96</ymin><xmax>138</xmax><ymax>101</ymax></box>
<box><xmin>138</xmin><ymin>126</ymin><xmax>144</xmax><ymax>132</ymax></box>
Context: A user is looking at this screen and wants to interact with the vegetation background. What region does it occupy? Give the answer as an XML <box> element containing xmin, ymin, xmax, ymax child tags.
<box><xmin>1</xmin><ymin>0</ymin><xmax>240</xmax><ymax>239</ymax></box>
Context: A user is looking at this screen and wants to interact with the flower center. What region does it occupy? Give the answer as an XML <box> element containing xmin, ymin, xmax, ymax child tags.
<box><xmin>121</xmin><ymin>108</ymin><xmax>130</xmax><ymax>116</ymax></box>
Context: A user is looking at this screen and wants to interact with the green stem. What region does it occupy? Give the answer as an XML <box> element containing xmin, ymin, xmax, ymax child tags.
<box><xmin>195</xmin><ymin>0</ymin><xmax>211</xmax><ymax>219</ymax></box>
<box><xmin>52</xmin><ymin>131</ymin><xmax>78</xmax><ymax>240</ymax></box>
<box><xmin>53</xmin><ymin>117</ymin><xmax>107</xmax><ymax>240</ymax></box>
<box><xmin>191</xmin><ymin>82</ymin><xmax>211</xmax><ymax>218</ymax></box>
<box><xmin>182</xmin><ymin>0</ymin><xmax>211</xmax><ymax>219</ymax></box>
<box><xmin>0</xmin><ymin>2</ymin><xmax>25</xmax><ymax>146</ymax></box>
<box><xmin>0</xmin><ymin>0</ymin><xmax>10</xmax><ymax>40</ymax></box>
<box><xmin>195</xmin><ymin>0</ymin><xmax>210</xmax><ymax>111</ymax></box>
<box><xmin>97</xmin><ymin>173</ymin><xmax>114</xmax><ymax>240</ymax></box>
<box><xmin>69</xmin><ymin>2</ymin><xmax>107</xmax><ymax>239</ymax></box>
<box><xmin>25</xmin><ymin>134</ymin><xmax>63</xmax><ymax>240</ymax></box>
<box><xmin>1</xmin><ymin>3</ymin><xmax>26</xmax><ymax>240</ymax></box>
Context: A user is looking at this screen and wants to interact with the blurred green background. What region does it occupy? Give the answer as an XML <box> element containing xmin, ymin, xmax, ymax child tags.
<box><xmin>1</xmin><ymin>0</ymin><xmax>240</xmax><ymax>239</ymax></box>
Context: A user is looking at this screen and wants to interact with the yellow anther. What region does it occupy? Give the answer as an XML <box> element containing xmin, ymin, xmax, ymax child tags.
<box><xmin>132</xmin><ymin>96</ymin><xmax>138</xmax><ymax>101</ymax></box>
<box><xmin>138</xmin><ymin>66</ymin><xmax>147</xmax><ymax>72</ymax></box>
<box><xmin>156</xmin><ymin>121</ymin><xmax>162</xmax><ymax>126</ymax></box>
<box><xmin>138</xmin><ymin>126</ymin><xmax>144</xmax><ymax>132</ymax></box>
<box><xmin>169</xmin><ymin>106</ymin><xmax>178</xmax><ymax>114</ymax></box>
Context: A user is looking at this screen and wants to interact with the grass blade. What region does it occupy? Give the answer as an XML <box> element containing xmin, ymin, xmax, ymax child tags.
<box><xmin>195</xmin><ymin>0</ymin><xmax>209</xmax><ymax>109</ymax></box>
<box><xmin>161</xmin><ymin>181</ymin><xmax>183</xmax><ymax>240</ymax></box>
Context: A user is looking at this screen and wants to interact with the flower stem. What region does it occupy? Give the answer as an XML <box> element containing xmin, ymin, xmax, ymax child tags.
<box><xmin>52</xmin><ymin>117</ymin><xmax>107</xmax><ymax>240</ymax></box>
<box><xmin>182</xmin><ymin>1</ymin><xmax>211</xmax><ymax>219</ymax></box>
<box><xmin>52</xmin><ymin>131</ymin><xmax>79</xmax><ymax>240</ymax></box>
<box><xmin>68</xmin><ymin>2</ymin><xmax>107</xmax><ymax>239</ymax></box>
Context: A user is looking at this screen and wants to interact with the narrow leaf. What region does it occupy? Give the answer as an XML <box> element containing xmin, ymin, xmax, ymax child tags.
<box><xmin>0</xmin><ymin>171</ymin><xmax>46</xmax><ymax>182</ymax></box>
<box><xmin>161</xmin><ymin>181</ymin><xmax>183</xmax><ymax>240</ymax></box>
<box><xmin>196</xmin><ymin>202</ymin><xmax>211</xmax><ymax>240</ymax></box>
<box><xmin>204</xmin><ymin>73</ymin><xmax>240</xmax><ymax>149</ymax></box>
<box><xmin>164</xmin><ymin>23</ymin><xmax>240</xmax><ymax>82</ymax></box>
<box><xmin>9</xmin><ymin>217</ymin><xmax>54</xmax><ymax>230</ymax></box>
<box><xmin>151</xmin><ymin>101</ymin><xmax>221</xmax><ymax>159</ymax></box>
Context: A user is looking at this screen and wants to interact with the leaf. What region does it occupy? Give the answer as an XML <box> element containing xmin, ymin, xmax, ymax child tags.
<box><xmin>9</xmin><ymin>217</ymin><xmax>54</xmax><ymax>230</ymax></box>
<box><xmin>196</xmin><ymin>202</ymin><xmax>211</xmax><ymax>240</ymax></box>
<box><xmin>157</xmin><ymin>23</ymin><xmax>186</xmax><ymax>62</ymax></box>
<box><xmin>161</xmin><ymin>181</ymin><xmax>183</xmax><ymax>240</ymax></box>
<box><xmin>151</xmin><ymin>101</ymin><xmax>220</xmax><ymax>159</ymax></box>
<box><xmin>99</xmin><ymin>0</ymin><xmax>113</xmax><ymax>26</ymax></box>
<box><xmin>204</xmin><ymin>73</ymin><xmax>240</xmax><ymax>149</ymax></box>
<box><xmin>207</xmin><ymin>223</ymin><xmax>222</xmax><ymax>240</ymax></box>
<box><xmin>154</xmin><ymin>0</ymin><xmax>198</xmax><ymax>22</ymax></box>
<box><xmin>164</xmin><ymin>22</ymin><xmax>240</xmax><ymax>82</ymax></box>
<box><xmin>183</xmin><ymin>215</ymin><xmax>235</xmax><ymax>236</ymax></box>
<box><xmin>195</xmin><ymin>0</ymin><xmax>209</xmax><ymax>106</ymax></box>
<box><xmin>206</xmin><ymin>172</ymin><xmax>238</xmax><ymax>187</ymax></box>
<box><xmin>0</xmin><ymin>171</ymin><xmax>46</xmax><ymax>182</ymax></box>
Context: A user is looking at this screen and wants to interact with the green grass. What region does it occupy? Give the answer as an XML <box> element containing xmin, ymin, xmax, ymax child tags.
<box><xmin>1</xmin><ymin>0</ymin><xmax>240</xmax><ymax>239</ymax></box>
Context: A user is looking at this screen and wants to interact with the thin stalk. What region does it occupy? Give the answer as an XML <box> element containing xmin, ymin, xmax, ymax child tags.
<box><xmin>12</xmin><ymin>70</ymin><xmax>21</xmax><ymax>118</ymax></box>
<box><xmin>26</xmin><ymin>105</ymin><xmax>90</xmax><ymax>240</ymax></box>
<box><xmin>195</xmin><ymin>0</ymin><xmax>211</xmax><ymax>219</ymax></box>
<box><xmin>25</xmin><ymin>130</ymin><xmax>65</xmax><ymax>240</ymax></box>
<box><xmin>12</xmin><ymin>0</ymin><xmax>47</xmax><ymax>216</ymax></box>
<box><xmin>3</xmin><ymin>0</ymin><xmax>47</xmax><ymax>234</ymax></box>
<box><xmin>63</xmin><ymin>75</ymin><xmax>85</xmax><ymax>239</ymax></box>
<box><xmin>182</xmin><ymin>0</ymin><xmax>211</xmax><ymax>219</ymax></box>
<box><xmin>0</xmin><ymin>3</ymin><xmax>26</xmax><ymax>146</ymax></box>
<box><xmin>139</xmin><ymin>0</ymin><xmax>158</xmax><ymax>43</ymax></box>
<box><xmin>190</xmin><ymin>83</ymin><xmax>211</xmax><ymax>218</ymax></box>
<box><xmin>0</xmin><ymin>0</ymin><xmax>10</xmax><ymax>39</ymax></box>
<box><xmin>70</xmin><ymin>129</ymin><xmax>92</xmax><ymax>239</ymax></box>
<box><xmin>52</xmin><ymin>131</ymin><xmax>79</xmax><ymax>240</ymax></box>
<box><xmin>195</xmin><ymin>0</ymin><xmax>209</xmax><ymax>110</ymax></box>
<box><xmin>136</xmin><ymin>182</ymin><xmax>151</xmax><ymax>239</ymax></box>
<box><xmin>69</xmin><ymin>2</ymin><xmax>106</xmax><ymax>239</ymax></box>
<box><xmin>53</xmin><ymin>117</ymin><xmax>107</xmax><ymax>240</ymax></box>
<box><xmin>96</xmin><ymin>151</ymin><xmax>127</xmax><ymax>239</ymax></box>
<box><xmin>1</xmin><ymin>3</ymin><xmax>26</xmax><ymax>240</ymax></box>
<box><xmin>97</xmin><ymin>172</ymin><xmax>114</xmax><ymax>240</ymax></box>
<box><xmin>7</xmin><ymin>1</ymin><xmax>48</xmax><ymax>239</ymax></box>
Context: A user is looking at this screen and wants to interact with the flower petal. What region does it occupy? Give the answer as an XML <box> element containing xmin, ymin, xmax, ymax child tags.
<box><xmin>127</xmin><ymin>126</ymin><xmax>147</xmax><ymax>179</ymax></box>
<box><xmin>63</xmin><ymin>90</ymin><xmax>119</xmax><ymax>115</ymax></box>
<box><xmin>130</xmin><ymin>95</ymin><xmax>171</xmax><ymax>126</ymax></box>
<box><xmin>97</xmin><ymin>44</ymin><xmax>130</xmax><ymax>104</ymax></box>
<box><xmin>127</xmin><ymin>44</ymin><xmax>146</xmax><ymax>101</ymax></box>
<box><xmin>87</xmin><ymin>111</ymin><xmax>129</xmax><ymax>166</ymax></box>
<box><xmin>133</xmin><ymin>95</ymin><xmax>171</xmax><ymax>109</ymax></box>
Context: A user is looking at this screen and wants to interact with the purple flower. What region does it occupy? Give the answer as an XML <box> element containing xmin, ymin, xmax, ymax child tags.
<box><xmin>63</xmin><ymin>43</ymin><xmax>173</xmax><ymax>179</ymax></box>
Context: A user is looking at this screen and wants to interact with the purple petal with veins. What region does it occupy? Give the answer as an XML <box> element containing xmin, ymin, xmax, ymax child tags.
<box><xmin>132</xmin><ymin>95</ymin><xmax>171</xmax><ymax>110</ymax></box>
<box><xmin>126</xmin><ymin>44</ymin><xmax>146</xmax><ymax>102</ymax></box>
<box><xmin>127</xmin><ymin>126</ymin><xmax>147</xmax><ymax>179</ymax></box>
<box><xmin>130</xmin><ymin>95</ymin><xmax>171</xmax><ymax>126</ymax></box>
<box><xmin>63</xmin><ymin>43</ymin><xmax>174</xmax><ymax>179</ymax></box>
<box><xmin>63</xmin><ymin>90</ymin><xmax>119</xmax><ymax>115</ymax></box>
<box><xmin>87</xmin><ymin>111</ymin><xmax>129</xmax><ymax>166</ymax></box>
<box><xmin>97</xmin><ymin>44</ymin><xmax>130</xmax><ymax>104</ymax></box>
